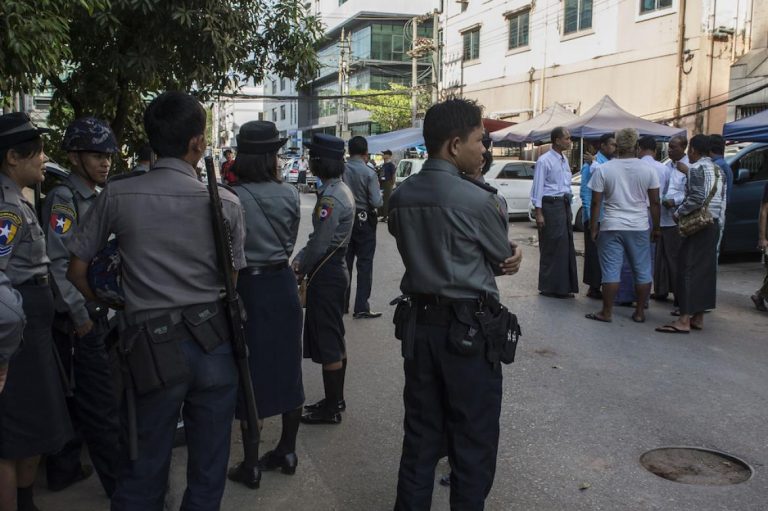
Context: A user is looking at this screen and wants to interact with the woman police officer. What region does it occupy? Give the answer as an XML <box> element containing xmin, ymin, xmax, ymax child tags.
<box><xmin>226</xmin><ymin>121</ymin><xmax>305</xmax><ymax>488</ymax></box>
<box><xmin>292</xmin><ymin>134</ymin><xmax>354</xmax><ymax>425</ymax></box>
<box><xmin>0</xmin><ymin>113</ymin><xmax>72</xmax><ymax>511</ymax></box>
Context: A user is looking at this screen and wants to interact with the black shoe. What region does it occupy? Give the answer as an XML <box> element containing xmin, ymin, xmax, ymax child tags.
<box><xmin>301</xmin><ymin>407</ymin><xmax>342</xmax><ymax>425</ymax></box>
<box><xmin>586</xmin><ymin>289</ymin><xmax>603</xmax><ymax>300</ymax></box>
<box><xmin>304</xmin><ymin>398</ymin><xmax>346</xmax><ymax>412</ymax></box>
<box><xmin>353</xmin><ymin>311</ymin><xmax>382</xmax><ymax>319</ymax></box>
<box><xmin>48</xmin><ymin>464</ymin><xmax>94</xmax><ymax>492</ymax></box>
<box><xmin>258</xmin><ymin>450</ymin><xmax>298</xmax><ymax>475</ymax></box>
<box><xmin>227</xmin><ymin>462</ymin><xmax>261</xmax><ymax>489</ymax></box>
<box><xmin>540</xmin><ymin>292</ymin><xmax>574</xmax><ymax>299</ymax></box>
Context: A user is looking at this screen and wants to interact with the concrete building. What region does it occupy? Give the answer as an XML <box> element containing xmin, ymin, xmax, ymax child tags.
<box><xmin>440</xmin><ymin>0</ymin><xmax>735</xmax><ymax>135</ymax></box>
<box><xmin>727</xmin><ymin>0</ymin><xmax>767</xmax><ymax>121</ymax></box>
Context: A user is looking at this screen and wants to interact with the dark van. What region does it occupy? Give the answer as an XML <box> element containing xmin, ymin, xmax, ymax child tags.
<box><xmin>722</xmin><ymin>142</ymin><xmax>768</xmax><ymax>254</ymax></box>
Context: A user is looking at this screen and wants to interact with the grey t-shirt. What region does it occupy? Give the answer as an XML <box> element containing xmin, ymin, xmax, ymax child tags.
<box><xmin>588</xmin><ymin>157</ymin><xmax>659</xmax><ymax>231</ymax></box>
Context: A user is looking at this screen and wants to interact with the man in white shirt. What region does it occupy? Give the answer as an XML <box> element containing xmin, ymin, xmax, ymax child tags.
<box><xmin>586</xmin><ymin>128</ymin><xmax>661</xmax><ymax>323</ymax></box>
<box><xmin>653</xmin><ymin>135</ymin><xmax>688</xmax><ymax>302</ymax></box>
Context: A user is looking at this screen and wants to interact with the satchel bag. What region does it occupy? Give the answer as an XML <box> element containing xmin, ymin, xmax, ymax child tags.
<box><xmin>678</xmin><ymin>165</ymin><xmax>720</xmax><ymax>238</ymax></box>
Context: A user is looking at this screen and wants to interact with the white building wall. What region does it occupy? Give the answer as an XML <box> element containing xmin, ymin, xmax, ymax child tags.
<box><xmin>442</xmin><ymin>0</ymin><xmax>732</xmax><ymax>134</ymax></box>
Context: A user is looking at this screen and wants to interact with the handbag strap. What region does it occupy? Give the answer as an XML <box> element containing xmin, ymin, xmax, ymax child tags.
<box><xmin>702</xmin><ymin>164</ymin><xmax>720</xmax><ymax>208</ymax></box>
<box><xmin>306</xmin><ymin>229</ymin><xmax>351</xmax><ymax>288</ymax></box>
<box><xmin>236</xmin><ymin>183</ymin><xmax>291</xmax><ymax>259</ymax></box>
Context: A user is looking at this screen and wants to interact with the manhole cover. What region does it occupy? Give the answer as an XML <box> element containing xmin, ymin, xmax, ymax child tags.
<box><xmin>640</xmin><ymin>447</ymin><xmax>753</xmax><ymax>486</ymax></box>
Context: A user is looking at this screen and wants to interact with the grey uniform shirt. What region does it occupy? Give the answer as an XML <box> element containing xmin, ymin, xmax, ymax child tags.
<box><xmin>343</xmin><ymin>158</ymin><xmax>383</xmax><ymax>211</ymax></box>
<box><xmin>293</xmin><ymin>178</ymin><xmax>354</xmax><ymax>275</ymax></box>
<box><xmin>0</xmin><ymin>271</ymin><xmax>25</xmax><ymax>365</ymax></box>
<box><xmin>68</xmin><ymin>157</ymin><xmax>246</xmax><ymax>324</ymax></box>
<box><xmin>234</xmin><ymin>181</ymin><xmax>300</xmax><ymax>267</ymax></box>
<box><xmin>388</xmin><ymin>158</ymin><xmax>513</xmax><ymax>301</ymax></box>
<box><xmin>43</xmin><ymin>173</ymin><xmax>97</xmax><ymax>327</ymax></box>
<box><xmin>0</xmin><ymin>173</ymin><xmax>50</xmax><ymax>286</ymax></box>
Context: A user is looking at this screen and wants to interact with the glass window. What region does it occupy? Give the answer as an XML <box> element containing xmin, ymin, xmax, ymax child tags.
<box><xmin>640</xmin><ymin>0</ymin><xmax>673</xmax><ymax>14</ymax></box>
<box><xmin>508</xmin><ymin>10</ymin><xmax>530</xmax><ymax>50</ymax></box>
<box><xmin>271</xmin><ymin>80</ymin><xmax>277</xmax><ymax>93</ymax></box>
<box><xmin>736</xmin><ymin>148</ymin><xmax>768</xmax><ymax>181</ymax></box>
<box><xmin>271</xmin><ymin>109</ymin><xmax>277</xmax><ymax>122</ymax></box>
<box><xmin>351</xmin><ymin>26</ymin><xmax>372</xmax><ymax>60</ymax></box>
<box><xmin>280</xmin><ymin>105</ymin><xmax>286</xmax><ymax>120</ymax></box>
<box><xmin>462</xmin><ymin>28</ymin><xmax>480</xmax><ymax>62</ymax></box>
<box><xmin>564</xmin><ymin>0</ymin><xmax>593</xmax><ymax>35</ymax></box>
<box><xmin>280</xmin><ymin>78</ymin><xmax>286</xmax><ymax>91</ymax></box>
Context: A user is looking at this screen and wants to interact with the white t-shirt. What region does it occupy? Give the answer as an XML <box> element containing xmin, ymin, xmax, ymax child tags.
<box><xmin>588</xmin><ymin>158</ymin><xmax>660</xmax><ymax>231</ymax></box>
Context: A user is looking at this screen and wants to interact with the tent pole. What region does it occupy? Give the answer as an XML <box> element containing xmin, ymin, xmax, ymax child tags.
<box><xmin>579</xmin><ymin>137</ymin><xmax>584</xmax><ymax>172</ymax></box>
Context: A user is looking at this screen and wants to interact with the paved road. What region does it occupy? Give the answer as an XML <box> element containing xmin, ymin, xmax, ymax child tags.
<box><xmin>38</xmin><ymin>191</ymin><xmax>768</xmax><ymax>510</ymax></box>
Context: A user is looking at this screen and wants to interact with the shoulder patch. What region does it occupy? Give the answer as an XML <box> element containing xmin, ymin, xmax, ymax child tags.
<box><xmin>49</xmin><ymin>203</ymin><xmax>76</xmax><ymax>235</ymax></box>
<box><xmin>459</xmin><ymin>173</ymin><xmax>498</xmax><ymax>194</ymax></box>
<box><xmin>317</xmin><ymin>196</ymin><xmax>335</xmax><ymax>221</ymax></box>
<box><xmin>0</xmin><ymin>211</ymin><xmax>22</xmax><ymax>256</ymax></box>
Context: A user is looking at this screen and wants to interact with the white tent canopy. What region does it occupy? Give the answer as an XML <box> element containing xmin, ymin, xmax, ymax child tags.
<box><xmin>366</xmin><ymin>127</ymin><xmax>424</xmax><ymax>154</ymax></box>
<box><xmin>490</xmin><ymin>104</ymin><xmax>578</xmax><ymax>143</ymax></box>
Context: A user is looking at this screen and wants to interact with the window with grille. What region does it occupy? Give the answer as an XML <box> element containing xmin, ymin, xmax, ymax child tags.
<box><xmin>508</xmin><ymin>10</ymin><xmax>530</xmax><ymax>50</ymax></box>
<box><xmin>462</xmin><ymin>28</ymin><xmax>480</xmax><ymax>62</ymax></box>
<box><xmin>563</xmin><ymin>0</ymin><xmax>593</xmax><ymax>35</ymax></box>
<box><xmin>640</xmin><ymin>0</ymin><xmax>672</xmax><ymax>14</ymax></box>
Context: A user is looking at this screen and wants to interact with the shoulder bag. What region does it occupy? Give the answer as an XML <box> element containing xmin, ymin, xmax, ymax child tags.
<box><xmin>678</xmin><ymin>165</ymin><xmax>720</xmax><ymax>238</ymax></box>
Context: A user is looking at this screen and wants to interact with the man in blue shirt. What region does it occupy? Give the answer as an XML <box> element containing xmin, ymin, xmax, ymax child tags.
<box><xmin>709</xmin><ymin>134</ymin><xmax>732</xmax><ymax>262</ymax></box>
<box><xmin>531</xmin><ymin>127</ymin><xmax>579</xmax><ymax>297</ymax></box>
<box><xmin>580</xmin><ymin>134</ymin><xmax>616</xmax><ymax>299</ymax></box>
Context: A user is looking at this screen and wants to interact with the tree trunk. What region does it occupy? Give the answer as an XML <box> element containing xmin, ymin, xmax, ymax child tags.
<box><xmin>111</xmin><ymin>83</ymin><xmax>130</xmax><ymax>144</ymax></box>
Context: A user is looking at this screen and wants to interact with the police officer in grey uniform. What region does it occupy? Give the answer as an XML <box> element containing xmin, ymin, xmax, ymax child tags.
<box><xmin>227</xmin><ymin>121</ymin><xmax>304</xmax><ymax>486</ymax></box>
<box><xmin>0</xmin><ymin>112</ymin><xmax>73</xmax><ymax>511</ymax></box>
<box><xmin>342</xmin><ymin>136</ymin><xmax>383</xmax><ymax>319</ymax></box>
<box><xmin>43</xmin><ymin>117</ymin><xmax>120</xmax><ymax>495</ymax></box>
<box><xmin>0</xmin><ymin>271</ymin><xmax>24</xmax><ymax>393</ymax></box>
<box><xmin>291</xmin><ymin>134</ymin><xmax>355</xmax><ymax>425</ymax></box>
<box><xmin>388</xmin><ymin>99</ymin><xmax>522</xmax><ymax>510</ymax></box>
<box><xmin>66</xmin><ymin>92</ymin><xmax>246</xmax><ymax>511</ymax></box>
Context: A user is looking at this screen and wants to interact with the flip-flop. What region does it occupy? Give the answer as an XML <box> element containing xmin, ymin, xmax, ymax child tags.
<box><xmin>631</xmin><ymin>314</ymin><xmax>645</xmax><ymax>323</ymax></box>
<box><xmin>655</xmin><ymin>324</ymin><xmax>690</xmax><ymax>334</ymax></box>
<box><xmin>585</xmin><ymin>312</ymin><xmax>612</xmax><ymax>323</ymax></box>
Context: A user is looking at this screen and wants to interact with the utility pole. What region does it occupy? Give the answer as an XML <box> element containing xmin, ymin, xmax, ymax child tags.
<box><xmin>342</xmin><ymin>30</ymin><xmax>350</xmax><ymax>140</ymax></box>
<box><xmin>336</xmin><ymin>28</ymin><xmax>345</xmax><ymax>138</ymax></box>
<box><xmin>431</xmin><ymin>9</ymin><xmax>440</xmax><ymax>104</ymax></box>
<box><xmin>411</xmin><ymin>17</ymin><xmax>419</xmax><ymax>126</ymax></box>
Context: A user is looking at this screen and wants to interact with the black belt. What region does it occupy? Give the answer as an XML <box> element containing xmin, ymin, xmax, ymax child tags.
<box><xmin>18</xmin><ymin>273</ymin><xmax>49</xmax><ymax>287</ymax></box>
<box><xmin>412</xmin><ymin>295</ymin><xmax>481</xmax><ymax>326</ymax></box>
<box><xmin>244</xmin><ymin>261</ymin><xmax>288</xmax><ymax>275</ymax></box>
<box><xmin>542</xmin><ymin>194</ymin><xmax>571</xmax><ymax>204</ymax></box>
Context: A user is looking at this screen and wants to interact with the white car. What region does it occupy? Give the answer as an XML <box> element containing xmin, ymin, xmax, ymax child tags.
<box><xmin>281</xmin><ymin>158</ymin><xmax>316</xmax><ymax>188</ymax></box>
<box><xmin>484</xmin><ymin>159</ymin><xmax>537</xmax><ymax>217</ymax></box>
<box><xmin>527</xmin><ymin>172</ymin><xmax>584</xmax><ymax>231</ymax></box>
<box><xmin>394</xmin><ymin>158</ymin><xmax>426</xmax><ymax>187</ymax></box>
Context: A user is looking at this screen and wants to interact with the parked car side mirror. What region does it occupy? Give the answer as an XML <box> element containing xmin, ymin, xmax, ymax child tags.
<box><xmin>735</xmin><ymin>168</ymin><xmax>750</xmax><ymax>184</ymax></box>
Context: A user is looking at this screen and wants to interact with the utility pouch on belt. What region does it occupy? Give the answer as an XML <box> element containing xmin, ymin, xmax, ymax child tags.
<box><xmin>182</xmin><ymin>302</ymin><xmax>229</xmax><ymax>353</ymax></box>
<box><xmin>476</xmin><ymin>304</ymin><xmax>521</xmax><ymax>365</ymax></box>
<box><xmin>448</xmin><ymin>302</ymin><xmax>485</xmax><ymax>357</ymax></box>
<box><xmin>122</xmin><ymin>314</ymin><xmax>190</xmax><ymax>396</ymax></box>
<box><xmin>391</xmin><ymin>296</ymin><xmax>417</xmax><ymax>359</ymax></box>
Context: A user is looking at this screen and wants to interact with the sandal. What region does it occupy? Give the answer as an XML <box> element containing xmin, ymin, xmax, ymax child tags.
<box><xmin>585</xmin><ymin>312</ymin><xmax>612</xmax><ymax>323</ymax></box>
<box><xmin>655</xmin><ymin>324</ymin><xmax>689</xmax><ymax>334</ymax></box>
<box><xmin>750</xmin><ymin>294</ymin><xmax>767</xmax><ymax>312</ymax></box>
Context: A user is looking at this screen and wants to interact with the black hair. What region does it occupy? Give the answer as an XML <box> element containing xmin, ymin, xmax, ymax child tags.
<box><xmin>348</xmin><ymin>136</ymin><xmax>368</xmax><ymax>156</ymax></box>
<box><xmin>136</xmin><ymin>143</ymin><xmax>153</xmax><ymax>162</ymax></box>
<box><xmin>481</xmin><ymin>150</ymin><xmax>493</xmax><ymax>174</ymax></box>
<box><xmin>708</xmin><ymin>134</ymin><xmax>725</xmax><ymax>155</ymax></box>
<box><xmin>224</xmin><ymin>149</ymin><xmax>233</xmax><ymax>156</ymax></box>
<box><xmin>423</xmin><ymin>98</ymin><xmax>483</xmax><ymax>155</ymax></box>
<box><xmin>599</xmin><ymin>133</ymin><xmax>615</xmax><ymax>146</ymax></box>
<box><xmin>233</xmin><ymin>153</ymin><xmax>279</xmax><ymax>183</ymax></box>
<box><xmin>689</xmin><ymin>134</ymin><xmax>711</xmax><ymax>155</ymax></box>
<box><xmin>310</xmin><ymin>156</ymin><xmax>344</xmax><ymax>179</ymax></box>
<box><xmin>144</xmin><ymin>91</ymin><xmax>206</xmax><ymax>158</ymax></box>
<box><xmin>669</xmin><ymin>135</ymin><xmax>688</xmax><ymax>150</ymax></box>
<box><xmin>638</xmin><ymin>136</ymin><xmax>657</xmax><ymax>152</ymax></box>
<box><xmin>551</xmin><ymin>126</ymin><xmax>568</xmax><ymax>143</ymax></box>
<box><xmin>0</xmin><ymin>137</ymin><xmax>44</xmax><ymax>166</ymax></box>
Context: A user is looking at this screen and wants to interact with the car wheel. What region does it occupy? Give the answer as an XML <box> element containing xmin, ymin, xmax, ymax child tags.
<box><xmin>574</xmin><ymin>207</ymin><xmax>584</xmax><ymax>232</ymax></box>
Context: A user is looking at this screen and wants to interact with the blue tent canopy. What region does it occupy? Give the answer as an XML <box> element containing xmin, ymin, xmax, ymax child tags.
<box><xmin>528</xmin><ymin>95</ymin><xmax>686</xmax><ymax>141</ymax></box>
<box><xmin>723</xmin><ymin>109</ymin><xmax>768</xmax><ymax>142</ymax></box>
